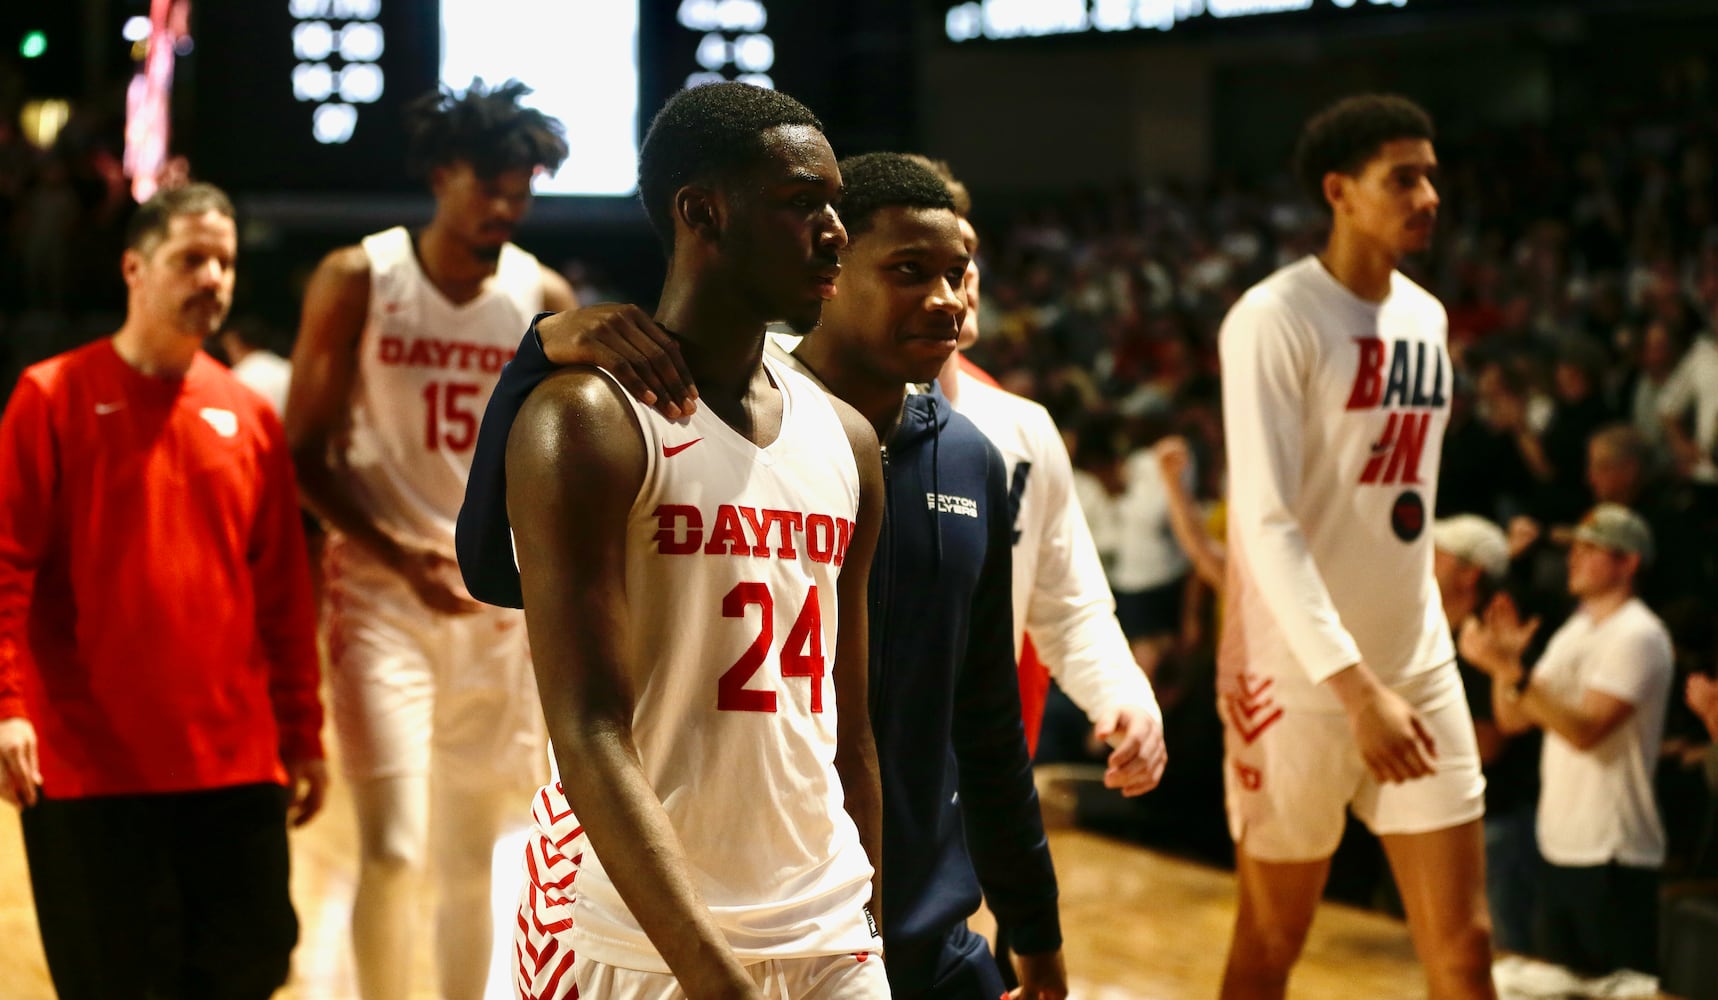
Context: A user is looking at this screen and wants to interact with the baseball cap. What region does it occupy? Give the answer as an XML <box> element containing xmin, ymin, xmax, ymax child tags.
<box><xmin>1573</xmin><ymin>503</ymin><xmax>1654</xmax><ymax>565</ymax></box>
<box><xmin>1432</xmin><ymin>515</ymin><xmax>1509</xmax><ymax>580</ymax></box>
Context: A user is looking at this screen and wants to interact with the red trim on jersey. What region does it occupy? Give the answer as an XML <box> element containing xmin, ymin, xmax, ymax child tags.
<box><xmin>0</xmin><ymin>341</ymin><xmax>323</xmax><ymax>797</ymax></box>
<box><xmin>958</xmin><ymin>353</ymin><xmax>1001</xmax><ymax>388</ymax></box>
<box><xmin>1018</xmin><ymin>635</ymin><xmax>1051</xmax><ymax>756</ymax></box>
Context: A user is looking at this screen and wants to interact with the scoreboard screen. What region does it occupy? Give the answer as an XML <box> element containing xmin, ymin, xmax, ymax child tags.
<box><xmin>188</xmin><ymin>1</ymin><xmax>799</xmax><ymax>198</ymax></box>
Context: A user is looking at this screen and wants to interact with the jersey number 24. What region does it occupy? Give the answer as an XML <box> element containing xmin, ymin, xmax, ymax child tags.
<box><xmin>718</xmin><ymin>582</ymin><xmax>825</xmax><ymax>713</ymax></box>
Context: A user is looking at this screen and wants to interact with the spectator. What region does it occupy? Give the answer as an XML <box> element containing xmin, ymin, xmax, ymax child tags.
<box><xmin>1659</xmin><ymin>324</ymin><xmax>1718</xmax><ymax>483</ymax></box>
<box><xmin>216</xmin><ymin>317</ymin><xmax>292</xmax><ymax>416</ymax></box>
<box><xmin>1585</xmin><ymin>424</ymin><xmax>1712</xmax><ymax>623</ymax></box>
<box><xmin>1461</xmin><ymin>504</ymin><xmax>1674</xmax><ymax>977</ymax></box>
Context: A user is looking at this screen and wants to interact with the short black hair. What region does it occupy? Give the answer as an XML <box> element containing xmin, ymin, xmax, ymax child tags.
<box><xmin>637</xmin><ymin>82</ymin><xmax>824</xmax><ymax>252</ymax></box>
<box><xmin>404</xmin><ymin>78</ymin><xmax>569</xmax><ymax>180</ymax></box>
<box><xmin>126</xmin><ymin>182</ymin><xmax>234</xmax><ymax>253</ymax></box>
<box><xmin>835</xmin><ymin>152</ymin><xmax>956</xmax><ymax>242</ymax></box>
<box><xmin>1293</xmin><ymin>94</ymin><xmax>1435</xmax><ymax>210</ymax></box>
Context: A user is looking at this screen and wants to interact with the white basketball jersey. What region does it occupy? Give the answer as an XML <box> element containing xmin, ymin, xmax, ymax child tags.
<box><xmin>565</xmin><ymin>355</ymin><xmax>878</xmax><ymax>972</ymax></box>
<box><xmin>342</xmin><ymin>226</ymin><xmax>543</xmax><ymax>553</ymax></box>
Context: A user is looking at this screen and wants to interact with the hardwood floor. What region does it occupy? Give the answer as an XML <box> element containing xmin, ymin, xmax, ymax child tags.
<box><xmin>0</xmin><ymin>781</ymin><xmax>1440</xmax><ymax>999</ymax></box>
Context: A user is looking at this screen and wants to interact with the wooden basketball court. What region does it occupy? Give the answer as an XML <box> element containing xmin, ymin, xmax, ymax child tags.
<box><xmin>0</xmin><ymin>777</ymin><xmax>1437</xmax><ymax>999</ymax></box>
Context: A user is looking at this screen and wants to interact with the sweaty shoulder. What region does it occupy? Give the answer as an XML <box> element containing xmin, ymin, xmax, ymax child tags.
<box><xmin>509</xmin><ymin>367</ymin><xmax>646</xmax><ymax>482</ymax></box>
<box><xmin>317</xmin><ymin>243</ymin><xmax>371</xmax><ymax>289</ymax></box>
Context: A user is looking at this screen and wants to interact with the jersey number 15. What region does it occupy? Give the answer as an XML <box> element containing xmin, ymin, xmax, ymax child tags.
<box><xmin>423</xmin><ymin>380</ymin><xmax>480</xmax><ymax>451</ymax></box>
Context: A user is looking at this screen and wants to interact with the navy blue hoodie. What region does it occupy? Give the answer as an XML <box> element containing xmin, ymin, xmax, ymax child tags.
<box><xmin>456</xmin><ymin>320</ymin><xmax>1061</xmax><ymax>992</ymax></box>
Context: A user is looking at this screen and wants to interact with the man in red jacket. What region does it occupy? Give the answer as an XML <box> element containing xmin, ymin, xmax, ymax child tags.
<box><xmin>0</xmin><ymin>182</ymin><xmax>326</xmax><ymax>1000</ymax></box>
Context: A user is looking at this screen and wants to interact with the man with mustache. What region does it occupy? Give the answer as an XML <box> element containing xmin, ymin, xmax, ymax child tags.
<box><xmin>1216</xmin><ymin>95</ymin><xmax>1495</xmax><ymax>999</ymax></box>
<box><xmin>285</xmin><ymin>79</ymin><xmax>576</xmax><ymax>1000</ymax></box>
<box><xmin>0</xmin><ymin>182</ymin><xmax>326</xmax><ymax>999</ymax></box>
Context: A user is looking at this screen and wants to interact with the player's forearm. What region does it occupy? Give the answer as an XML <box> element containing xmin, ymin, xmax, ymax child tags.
<box><xmin>1242</xmin><ymin>517</ymin><xmax>1363</xmax><ymax>683</ymax></box>
<box><xmin>1032</xmin><ymin>601</ymin><xmax>1158</xmax><ymax>724</ymax></box>
<box><xmin>833</xmin><ymin>716</ymin><xmax>884</xmax><ymax>930</ymax></box>
<box><xmin>554</xmin><ymin>730</ymin><xmax>751</xmax><ymax>994</ymax></box>
<box><xmin>291</xmin><ymin>446</ymin><xmax>404</xmax><ymax>562</ymax></box>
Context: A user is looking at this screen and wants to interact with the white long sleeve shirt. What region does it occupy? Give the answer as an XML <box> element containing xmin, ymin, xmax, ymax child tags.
<box><xmin>955</xmin><ymin>373</ymin><xmax>1160</xmax><ymax>723</ymax></box>
<box><xmin>1219</xmin><ymin>256</ymin><xmax>1455</xmax><ymax>709</ymax></box>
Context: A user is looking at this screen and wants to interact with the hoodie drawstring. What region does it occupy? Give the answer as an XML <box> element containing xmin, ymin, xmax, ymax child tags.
<box><xmin>929</xmin><ymin>395</ymin><xmax>943</xmax><ymax>575</ymax></box>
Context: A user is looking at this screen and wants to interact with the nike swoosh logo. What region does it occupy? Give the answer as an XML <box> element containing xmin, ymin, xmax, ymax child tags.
<box><xmin>94</xmin><ymin>402</ymin><xmax>125</xmax><ymax>415</ymax></box>
<box><xmin>662</xmin><ymin>438</ymin><xmax>703</xmax><ymax>457</ymax></box>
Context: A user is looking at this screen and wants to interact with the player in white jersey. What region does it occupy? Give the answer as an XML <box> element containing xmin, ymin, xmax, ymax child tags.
<box><xmin>502</xmin><ymin>83</ymin><xmax>887</xmax><ymax>1000</ymax></box>
<box><xmin>917</xmin><ymin>162</ymin><xmax>1167</xmax><ymax>990</ymax></box>
<box><xmin>923</xmin><ymin>158</ymin><xmax>1166</xmax><ymax>791</ymax></box>
<box><xmin>284</xmin><ymin>81</ymin><xmax>577</xmax><ymax>1000</ymax></box>
<box><xmin>1217</xmin><ymin>95</ymin><xmax>1494</xmax><ymax>1000</ymax></box>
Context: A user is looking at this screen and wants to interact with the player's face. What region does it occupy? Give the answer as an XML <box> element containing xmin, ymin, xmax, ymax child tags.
<box><xmin>1336</xmin><ymin>138</ymin><xmax>1439</xmax><ymax>256</ymax></box>
<box><xmin>434</xmin><ymin>161</ymin><xmax>534</xmax><ymax>261</ymax></box>
<box><xmin>822</xmin><ymin>205</ymin><xmax>969</xmax><ymax>385</ymax></box>
<box><xmin>955</xmin><ymin>216</ymin><xmax>981</xmax><ymax>350</ymax></box>
<box><xmin>124</xmin><ymin>210</ymin><xmax>237</xmax><ymax>339</ymax></box>
<box><xmin>722</xmin><ymin>125</ymin><xmax>847</xmax><ymax>335</ymax></box>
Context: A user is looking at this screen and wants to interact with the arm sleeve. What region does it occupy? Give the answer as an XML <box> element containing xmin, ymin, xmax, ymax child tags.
<box><xmin>1586</xmin><ymin>617</ymin><xmax>1673</xmax><ymax>707</ymax></box>
<box><xmin>0</xmin><ymin>377</ymin><xmax>55</xmax><ymax>720</ymax></box>
<box><xmin>457</xmin><ymin>314</ymin><xmax>557</xmax><ymax>608</ymax></box>
<box><xmin>250</xmin><ymin>410</ymin><xmax>325</xmax><ymax>762</ymax></box>
<box><xmin>1219</xmin><ymin>294</ymin><xmax>1363</xmax><ymax>684</ymax></box>
<box><xmin>1020</xmin><ymin>408</ymin><xmax>1159</xmax><ymax>722</ymax></box>
<box><xmin>956</xmin><ymin>440</ymin><xmax>1062</xmax><ymax>954</ymax></box>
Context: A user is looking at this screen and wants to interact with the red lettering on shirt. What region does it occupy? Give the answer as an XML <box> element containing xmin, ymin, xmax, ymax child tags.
<box><xmin>704</xmin><ymin>504</ymin><xmax>750</xmax><ymax>556</ymax></box>
<box><xmin>652</xmin><ymin>505</ymin><xmax>703</xmax><ymax>555</ymax></box>
<box><xmin>1346</xmin><ymin>338</ymin><xmax>1386</xmax><ymax>410</ymax></box>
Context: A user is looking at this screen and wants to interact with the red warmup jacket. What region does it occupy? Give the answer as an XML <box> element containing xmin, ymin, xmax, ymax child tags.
<box><xmin>0</xmin><ymin>339</ymin><xmax>323</xmax><ymax>798</ymax></box>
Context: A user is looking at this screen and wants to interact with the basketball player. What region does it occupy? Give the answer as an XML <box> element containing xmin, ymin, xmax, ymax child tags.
<box><xmin>918</xmin><ymin>156</ymin><xmax>1166</xmax><ymax>786</ymax></box>
<box><xmin>503</xmin><ymin>82</ymin><xmax>888</xmax><ymax>998</ymax></box>
<box><xmin>464</xmin><ymin>151</ymin><xmax>1067</xmax><ymax>999</ymax></box>
<box><xmin>284</xmin><ymin>80</ymin><xmax>574</xmax><ymax>1000</ymax></box>
<box><xmin>915</xmin><ymin>158</ymin><xmax>1165</xmax><ymax>990</ymax></box>
<box><xmin>1217</xmin><ymin>95</ymin><xmax>1494</xmax><ymax>999</ymax></box>
<box><xmin>0</xmin><ymin>183</ymin><xmax>324</xmax><ymax>999</ymax></box>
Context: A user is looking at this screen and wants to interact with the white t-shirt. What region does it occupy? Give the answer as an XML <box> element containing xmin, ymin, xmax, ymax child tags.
<box><xmin>1109</xmin><ymin>445</ymin><xmax>1192</xmax><ymax>593</ymax></box>
<box><xmin>565</xmin><ymin>355</ymin><xmax>879</xmax><ymax>971</ymax></box>
<box><xmin>1072</xmin><ymin>469</ymin><xmax>1120</xmax><ymax>576</ymax></box>
<box><xmin>341</xmin><ymin>226</ymin><xmax>544</xmax><ymax>554</ymax></box>
<box><xmin>230</xmin><ymin>350</ymin><xmax>291</xmax><ymax>416</ymax></box>
<box><xmin>954</xmin><ymin>373</ymin><xmax>1159</xmax><ymax>722</ymax></box>
<box><xmin>1657</xmin><ymin>335</ymin><xmax>1718</xmax><ymax>482</ymax></box>
<box><xmin>1532</xmin><ymin>598</ymin><xmax>1673</xmax><ymax>868</ymax></box>
<box><xmin>1219</xmin><ymin>255</ymin><xmax>1455</xmax><ymax>708</ymax></box>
